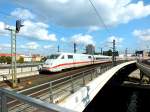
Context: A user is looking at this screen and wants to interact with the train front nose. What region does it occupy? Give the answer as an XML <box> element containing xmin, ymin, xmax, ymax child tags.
<box><xmin>41</xmin><ymin>59</ymin><xmax>52</xmax><ymax>70</ymax></box>
<box><xmin>43</xmin><ymin>62</ymin><xmax>53</xmax><ymax>68</ymax></box>
<box><xmin>40</xmin><ymin>63</ymin><xmax>52</xmax><ymax>72</ymax></box>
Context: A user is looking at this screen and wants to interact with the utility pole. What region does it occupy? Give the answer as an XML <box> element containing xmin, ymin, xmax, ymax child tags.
<box><xmin>5</xmin><ymin>20</ymin><xmax>23</xmax><ymax>88</ymax></box>
<box><xmin>74</xmin><ymin>43</ymin><xmax>77</xmax><ymax>53</ymax></box>
<box><xmin>57</xmin><ymin>45</ymin><xmax>60</xmax><ymax>52</ymax></box>
<box><xmin>112</xmin><ymin>39</ymin><xmax>116</xmax><ymax>66</ymax></box>
<box><xmin>125</xmin><ymin>48</ymin><xmax>127</xmax><ymax>60</ymax></box>
<box><xmin>101</xmin><ymin>48</ymin><xmax>103</xmax><ymax>55</ymax></box>
<box><xmin>5</xmin><ymin>28</ymin><xmax>17</xmax><ymax>88</ymax></box>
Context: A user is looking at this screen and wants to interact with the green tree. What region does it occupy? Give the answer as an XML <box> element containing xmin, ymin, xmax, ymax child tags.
<box><xmin>17</xmin><ymin>56</ymin><xmax>24</xmax><ymax>63</ymax></box>
<box><xmin>103</xmin><ymin>49</ymin><xmax>119</xmax><ymax>56</ymax></box>
<box><xmin>103</xmin><ymin>49</ymin><xmax>112</xmax><ymax>56</ymax></box>
<box><xmin>0</xmin><ymin>56</ymin><xmax>7</xmax><ymax>63</ymax></box>
<box><xmin>6</xmin><ymin>56</ymin><xmax>11</xmax><ymax>64</ymax></box>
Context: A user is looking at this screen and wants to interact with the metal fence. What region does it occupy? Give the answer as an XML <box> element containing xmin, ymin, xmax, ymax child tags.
<box><xmin>0</xmin><ymin>63</ymin><xmax>42</xmax><ymax>81</ymax></box>
<box><xmin>0</xmin><ymin>63</ymin><xmax>43</xmax><ymax>69</ymax></box>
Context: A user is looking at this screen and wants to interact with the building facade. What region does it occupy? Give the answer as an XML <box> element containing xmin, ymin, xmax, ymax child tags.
<box><xmin>86</xmin><ymin>44</ymin><xmax>95</xmax><ymax>54</ymax></box>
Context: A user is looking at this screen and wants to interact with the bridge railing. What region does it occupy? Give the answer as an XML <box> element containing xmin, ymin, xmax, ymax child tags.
<box><xmin>0</xmin><ymin>88</ymin><xmax>74</xmax><ymax>112</ymax></box>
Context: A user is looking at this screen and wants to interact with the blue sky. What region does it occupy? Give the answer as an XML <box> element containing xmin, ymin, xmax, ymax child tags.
<box><xmin>0</xmin><ymin>0</ymin><xmax>150</xmax><ymax>55</ymax></box>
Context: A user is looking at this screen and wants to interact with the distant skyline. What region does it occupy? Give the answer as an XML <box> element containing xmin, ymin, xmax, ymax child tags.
<box><xmin>0</xmin><ymin>0</ymin><xmax>150</xmax><ymax>55</ymax></box>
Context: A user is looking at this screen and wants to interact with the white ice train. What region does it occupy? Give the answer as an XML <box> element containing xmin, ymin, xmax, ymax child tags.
<box><xmin>40</xmin><ymin>52</ymin><xmax>111</xmax><ymax>72</ymax></box>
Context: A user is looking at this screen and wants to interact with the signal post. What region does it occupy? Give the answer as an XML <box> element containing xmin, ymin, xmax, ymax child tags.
<box><xmin>5</xmin><ymin>20</ymin><xmax>23</xmax><ymax>88</ymax></box>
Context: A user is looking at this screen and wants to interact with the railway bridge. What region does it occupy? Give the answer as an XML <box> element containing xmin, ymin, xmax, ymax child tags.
<box><xmin>0</xmin><ymin>61</ymin><xmax>141</xmax><ymax>112</ymax></box>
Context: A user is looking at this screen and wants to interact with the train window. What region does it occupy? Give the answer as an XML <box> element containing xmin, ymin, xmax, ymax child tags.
<box><xmin>61</xmin><ymin>55</ymin><xmax>64</xmax><ymax>59</ymax></box>
<box><xmin>88</xmin><ymin>56</ymin><xmax>91</xmax><ymax>59</ymax></box>
<box><xmin>47</xmin><ymin>54</ymin><xmax>60</xmax><ymax>59</ymax></box>
<box><xmin>95</xmin><ymin>57</ymin><xmax>109</xmax><ymax>60</ymax></box>
<box><xmin>68</xmin><ymin>55</ymin><xmax>73</xmax><ymax>59</ymax></box>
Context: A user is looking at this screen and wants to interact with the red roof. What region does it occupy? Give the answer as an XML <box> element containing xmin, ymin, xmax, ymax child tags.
<box><xmin>0</xmin><ymin>53</ymin><xmax>16</xmax><ymax>56</ymax></box>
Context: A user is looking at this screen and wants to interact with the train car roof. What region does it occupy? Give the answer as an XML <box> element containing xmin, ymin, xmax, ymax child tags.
<box><xmin>48</xmin><ymin>52</ymin><xmax>92</xmax><ymax>56</ymax></box>
<box><xmin>47</xmin><ymin>52</ymin><xmax>111</xmax><ymax>57</ymax></box>
<box><xmin>93</xmin><ymin>54</ymin><xmax>111</xmax><ymax>57</ymax></box>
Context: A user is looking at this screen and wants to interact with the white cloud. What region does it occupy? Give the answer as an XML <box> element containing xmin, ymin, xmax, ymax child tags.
<box><xmin>0</xmin><ymin>44</ymin><xmax>11</xmax><ymax>49</ymax></box>
<box><xmin>20</xmin><ymin>42</ymin><xmax>39</xmax><ymax>50</ymax></box>
<box><xmin>107</xmin><ymin>36</ymin><xmax>124</xmax><ymax>43</ymax></box>
<box><xmin>0</xmin><ymin>21</ymin><xmax>5</xmax><ymax>31</ymax></box>
<box><xmin>133</xmin><ymin>29</ymin><xmax>150</xmax><ymax>41</ymax></box>
<box><xmin>19</xmin><ymin>20</ymin><xmax>57</xmax><ymax>41</ymax></box>
<box><xmin>60</xmin><ymin>37</ymin><xmax>66</xmax><ymax>42</ymax></box>
<box><xmin>43</xmin><ymin>45</ymin><xmax>54</xmax><ymax>49</ymax></box>
<box><xmin>71</xmin><ymin>34</ymin><xmax>95</xmax><ymax>45</ymax></box>
<box><xmin>17</xmin><ymin>0</ymin><xmax>150</xmax><ymax>28</ymax></box>
<box><xmin>0</xmin><ymin>43</ymin><xmax>11</xmax><ymax>51</ymax></box>
<box><xmin>0</xmin><ymin>19</ymin><xmax>57</xmax><ymax>41</ymax></box>
<box><xmin>11</xmin><ymin>8</ymin><xmax>35</xmax><ymax>20</ymax></box>
<box><xmin>106</xmin><ymin>36</ymin><xmax>124</xmax><ymax>48</ymax></box>
<box><xmin>8</xmin><ymin>9</ymin><xmax>57</xmax><ymax>41</ymax></box>
<box><xmin>88</xmin><ymin>26</ymin><xmax>100</xmax><ymax>33</ymax></box>
<box><xmin>0</xmin><ymin>21</ymin><xmax>9</xmax><ymax>36</ymax></box>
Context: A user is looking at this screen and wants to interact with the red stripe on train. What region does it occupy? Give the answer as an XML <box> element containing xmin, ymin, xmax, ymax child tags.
<box><xmin>48</xmin><ymin>61</ymin><xmax>92</xmax><ymax>70</ymax></box>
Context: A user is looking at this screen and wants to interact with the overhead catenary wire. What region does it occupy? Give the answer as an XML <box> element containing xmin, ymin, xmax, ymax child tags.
<box><xmin>88</xmin><ymin>0</ymin><xmax>118</xmax><ymax>61</ymax></box>
<box><xmin>88</xmin><ymin>0</ymin><xmax>112</xmax><ymax>35</ymax></box>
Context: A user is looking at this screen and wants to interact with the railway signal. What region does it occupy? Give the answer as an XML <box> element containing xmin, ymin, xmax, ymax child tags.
<box><xmin>5</xmin><ymin>20</ymin><xmax>24</xmax><ymax>88</ymax></box>
<box><xmin>16</xmin><ymin>20</ymin><xmax>24</xmax><ymax>33</ymax></box>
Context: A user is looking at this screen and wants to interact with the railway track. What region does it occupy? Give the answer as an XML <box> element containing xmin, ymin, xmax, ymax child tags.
<box><xmin>141</xmin><ymin>59</ymin><xmax>150</xmax><ymax>66</ymax></box>
<box><xmin>0</xmin><ymin>61</ymin><xmax>112</xmax><ymax>89</ymax></box>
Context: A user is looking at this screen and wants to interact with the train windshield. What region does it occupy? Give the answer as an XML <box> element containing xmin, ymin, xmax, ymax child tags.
<box><xmin>47</xmin><ymin>54</ymin><xmax>60</xmax><ymax>59</ymax></box>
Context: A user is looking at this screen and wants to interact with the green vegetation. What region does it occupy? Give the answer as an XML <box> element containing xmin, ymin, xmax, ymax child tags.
<box><xmin>0</xmin><ymin>56</ymin><xmax>11</xmax><ymax>64</ymax></box>
<box><xmin>17</xmin><ymin>56</ymin><xmax>24</xmax><ymax>63</ymax></box>
<box><xmin>103</xmin><ymin>49</ymin><xmax>119</xmax><ymax>56</ymax></box>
